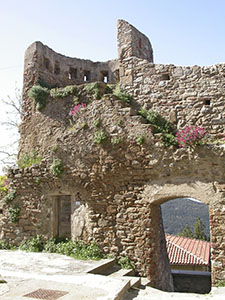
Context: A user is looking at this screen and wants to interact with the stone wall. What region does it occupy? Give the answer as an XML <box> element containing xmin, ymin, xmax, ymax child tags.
<box><xmin>120</xmin><ymin>56</ymin><xmax>225</xmax><ymax>136</ymax></box>
<box><xmin>1</xmin><ymin>19</ymin><xmax>225</xmax><ymax>292</ymax></box>
<box><xmin>117</xmin><ymin>19</ymin><xmax>153</xmax><ymax>63</ymax></box>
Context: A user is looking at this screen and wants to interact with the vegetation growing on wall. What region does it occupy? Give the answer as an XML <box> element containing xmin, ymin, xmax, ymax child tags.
<box><xmin>113</xmin><ymin>84</ymin><xmax>132</xmax><ymax>104</ymax></box>
<box><xmin>50</xmin><ymin>158</ymin><xmax>64</xmax><ymax>177</ymax></box>
<box><xmin>28</xmin><ymin>84</ymin><xmax>49</xmax><ymax>110</ymax></box>
<box><xmin>93</xmin><ymin>129</ymin><xmax>107</xmax><ymax>144</ymax></box>
<box><xmin>50</xmin><ymin>85</ymin><xmax>77</xmax><ymax>99</ymax></box>
<box><xmin>18</xmin><ymin>151</ymin><xmax>42</xmax><ymax>169</ymax></box>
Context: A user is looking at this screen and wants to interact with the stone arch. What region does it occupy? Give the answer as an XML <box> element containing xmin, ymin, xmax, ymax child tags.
<box><xmin>141</xmin><ymin>179</ymin><xmax>224</xmax><ymax>289</ymax></box>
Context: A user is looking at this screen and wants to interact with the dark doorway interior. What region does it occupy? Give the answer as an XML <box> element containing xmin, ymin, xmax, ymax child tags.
<box><xmin>56</xmin><ymin>195</ymin><xmax>71</xmax><ymax>238</ymax></box>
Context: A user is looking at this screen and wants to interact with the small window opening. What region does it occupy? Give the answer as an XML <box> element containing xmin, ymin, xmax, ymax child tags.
<box><xmin>69</xmin><ymin>67</ymin><xmax>77</xmax><ymax>80</ymax></box>
<box><xmin>161</xmin><ymin>73</ymin><xmax>170</xmax><ymax>81</ymax></box>
<box><xmin>139</xmin><ymin>38</ymin><xmax>142</xmax><ymax>49</ymax></box>
<box><xmin>44</xmin><ymin>57</ymin><xmax>50</xmax><ymax>70</ymax></box>
<box><xmin>54</xmin><ymin>61</ymin><xmax>60</xmax><ymax>75</ymax></box>
<box><xmin>0</xmin><ymin>209</ymin><xmax>3</xmax><ymax>214</ymax></box>
<box><xmin>83</xmin><ymin>70</ymin><xmax>90</xmax><ymax>82</ymax></box>
<box><xmin>204</xmin><ymin>99</ymin><xmax>211</xmax><ymax>106</ymax></box>
<box><xmin>100</xmin><ymin>71</ymin><xmax>109</xmax><ymax>83</ymax></box>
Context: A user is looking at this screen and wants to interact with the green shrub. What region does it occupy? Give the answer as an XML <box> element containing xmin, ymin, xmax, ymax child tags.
<box><xmin>111</xmin><ymin>136</ymin><xmax>122</xmax><ymax>145</ymax></box>
<box><xmin>162</xmin><ymin>133</ymin><xmax>178</xmax><ymax>147</ymax></box>
<box><xmin>93</xmin><ymin>118</ymin><xmax>101</xmax><ymax>127</ymax></box>
<box><xmin>117</xmin><ymin>256</ymin><xmax>135</xmax><ymax>269</ymax></box>
<box><xmin>7</xmin><ymin>206</ymin><xmax>20</xmax><ymax>223</ymax></box>
<box><xmin>136</xmin><ymin>135</ymin><xmax>145</xmax><ymax>145</ymax></box>
<box><xmin>50</xmin><ymin>85</ymin><xmax>77</xmax><ymax>99</ymax></box>
<box><xmin>113</xmin><ymin>84</ymin><xmax>132</xmax><ymax>104</ymax></box>
<box><xmin>0</xmin><ymin>240</ymin><xmax>11</xmax><ymax>250</ymax></box>
<box><xmin>138</xmin><ymin>108</ymin><xmax>174</xmax><ymax>134</ymax></box>
<box><xmin>214</xmin><ymin>280</ymin><xmax>225</xmax><ymax>287</ymax></box>
<box><xmin>93</xmin><ymin>130</ymin><xmax>107</xmax><ymax>144</ymax></box>
<box><xmin>19</xmin><ymin>235</ymin><xmax>44</xmax><ymax>252</ymax></box>
<box><xmin>4</xmin><ymin>189</ymin><xmax>16</xmax><ymax>205</ymax></box>
<box><xmin>0</xmin><ymin>175</ymin><xmax>8</xmax><ymax>193</ymax></box>
<box><xmin>84</xmin><ymin>82</ymin><xmax>104</xmax><ymax>100</ymax></box>
<box><xmin>18</xmin><ymin>151</ymin><xmax>42</xmax><ymax>169</ymax></box>
<box><xmin>50</xmin><ymin>159</ymin><xmax>64</xmax><ymax>177</ymax></box>
<box><xmin>29</xmin><ymin>85</ymin><xmax>49</xmax><ymax>110</ymax></box>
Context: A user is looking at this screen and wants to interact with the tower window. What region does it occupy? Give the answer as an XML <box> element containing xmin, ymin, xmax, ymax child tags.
<box><xmin>83</xmin><ymin>70</ymin><xmax>90</xmax><ymax>82</ymax></box>
<box><xmin>100</xmin><ymin>71</ymin><xmax>109</xmax><ymax>83</ymax></box>
<box><xmin>69</xmin><ymin>67</ymin><xmax>77</xmax><ymax>79</ymax></box>
<box><xmin>54</xmin><ymin>61</ymin><xmax>60</xmax><ymax>75</ymax></box>
<box><xmin>161</xmin><ymin>73</ymin><xmax>170</xmax><ymax>81</ymax></box>
<box><xmin>44</xmin><ymin>57</ymin><xmax>50</xmax><ymax>70</ymax></box>
<box><xmin>204</xmin><ymin>99</ymin><xmax>211</xmax><ymax>106</ymax></box>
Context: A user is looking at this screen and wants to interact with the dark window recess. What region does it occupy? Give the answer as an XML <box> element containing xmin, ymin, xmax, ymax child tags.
<box><xmin>54</xmin><ymin>61</ymin><xmax>60</xmax><ymax>75</ymax></box>
<box><xmin>68</xmin><ymin>67</ymin><xmax>77</xmax><ymax>80</ymax></box>
<box><xmin>83</xmin><ymin>70</ymin><xmax>90</xmax><ymax>82</ymax></box>
<box><xmin>0</xmin><ymin>209</ymin><xmax>3</xmax><ymax>214</ymax></box>
<box><xmin>100</xmin><ymin>71</ymin><xmax>109</xmax><ymax>83</ymax></box>
<box><xmin>161</xmin><ymin>73</ymin><xmax>170</xmax><ymax>81</ymax></box>
<box><xmin>139</xmin><ymin>38</ymin><xmax>142</xmax><ymax>49</ymax></box>
<box><xmin>44</xmin><ymin>57</ymin><xmax>50</xmax><ymax>70</ymax></box>
<box><xmin>204</xmin><ymin>99</ymin><xmax>211</xmax><ymax>106</ymax></box>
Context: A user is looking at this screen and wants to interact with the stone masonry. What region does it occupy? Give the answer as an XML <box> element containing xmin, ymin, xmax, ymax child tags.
<box><xmin>0</xmin><ymin>19</ymin><xmax>225</xmax><ymax>292</ymax></box>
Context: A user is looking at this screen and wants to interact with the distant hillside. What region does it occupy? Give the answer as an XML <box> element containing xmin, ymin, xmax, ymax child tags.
<box><xmin>161</xmin><ymin>198</ymin><xmax>210</xmax><ymax>238</ymax></box>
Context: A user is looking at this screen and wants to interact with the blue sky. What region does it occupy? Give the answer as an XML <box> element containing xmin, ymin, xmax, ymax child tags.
<box><xmin>0</xmin><ymin>0</ymin><xmax>225</xmax><ymax>170</ymax></box>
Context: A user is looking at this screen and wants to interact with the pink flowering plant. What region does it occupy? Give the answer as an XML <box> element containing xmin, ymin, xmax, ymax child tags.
<box><xmin>69</xmin><ymin>103</ymin><xmax>87</xmax><ymax>117</ymax></box>
<box><xmin>176</xmin><ymin>126</ymin><xmax>207</xmax><ymax>148</ymax></box>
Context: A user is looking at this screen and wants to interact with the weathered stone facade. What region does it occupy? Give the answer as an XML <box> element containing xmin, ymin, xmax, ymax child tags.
<box><xmin>0</xmin><ymin>19</ymin><xmax>225</xmax><ymax>291</ymax></box>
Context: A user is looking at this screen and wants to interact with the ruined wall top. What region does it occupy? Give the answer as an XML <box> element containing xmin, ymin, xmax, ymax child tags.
<box><xmin>117</xmin><ymin>19</ymin><xmax>153</xmax><ymax>62</ymax></box>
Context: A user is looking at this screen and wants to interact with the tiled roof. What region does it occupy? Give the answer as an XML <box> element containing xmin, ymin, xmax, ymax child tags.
<box><xmin>165</xmin><ymin>234</ymin><xmax>210</xmax><ymax>266</ymax></box>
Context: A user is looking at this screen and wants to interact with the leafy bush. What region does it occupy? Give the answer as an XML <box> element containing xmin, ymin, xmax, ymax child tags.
<box><xmin>18</xmin><ymin>151</ymin><xmax>42</xmax><ymax>168</ymax></box>
<box><xmin>20</xmin><ymin>236</ymin><xmax>104</xmax><ymax>260</ymax></box>
<box><xmin>136</xmin><ymin>135</ymin><xmax>145</xmax><ymax>145</ymax></box>
<box><xmin>29</xmin><ymin>85</ymin><xmax>49</xmax><ymax>110</ymax></box>
<box><xmin>7</xmin><ymin>206</ymin><xmax>20</xmax><ymax>223</ymax></box>
<box><xmin>162</xmin><ymin>133</ymin><xmax>178</xmax><ymax>147</ymax></box>
<box><xmin>93</xmin><ymin>130</ymin><xmax>107</xmax><ymax>144</ymax></box>
<box><xmin>113</xmin><ymin>84</ymin><xmax>132</xmax><ymax>104</ymax></box>
<box><xmin>176</xmin><ymin>126</ymin><xmax>207</xmax><ymax>148</ymax></box>
<box><xmin>50</xmin><ymin>159</ymin><xmax>64</xmax><ymax>177</ymax></box>
<box><xmin>19</xmin><ymin>235</ymin><xmax>44</xmax><ymax>252</ymax></box>
<box><xmin>138</xmin><ymin>108</ymin><xmax>174</xmax><ymax>134</ymax></box>
<box><xmin>117</xmin><ymin>256</ymin><xmax>135</xmax><ymax>269</ymax></box>
<box><xmin>50</xmin><ymin>85</ymin><xmax>77</xmax><ymax>99</ymax></box>
<box><xmin>4</xmin><ymin>189</ymin><xmax>16</xmax><ymax>205</ymax></box>
<box><xmin>111</xmin><ymin>136</ymin><xmax>122</xmax><ymax>145</ymax></box>
<box><xmin>0</xmin><ymin>175</ymin><xmax>9</xmax><ymax>193</ymax></box>
<box><xmin>215</xmin><ymin>280</ymin><xmax>225</xmax><ymax>287</ymax></box>
<box><xmin>0</xmin><ymin>240</ymin><xmax>11</xmax><ymax>250</ymax></box>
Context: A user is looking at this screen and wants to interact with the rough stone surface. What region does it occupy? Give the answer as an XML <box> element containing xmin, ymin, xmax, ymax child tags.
<box><xmin>0</xmin><ymin>19</ymin><xmax>225</xmax><ymax>292</ymax></box>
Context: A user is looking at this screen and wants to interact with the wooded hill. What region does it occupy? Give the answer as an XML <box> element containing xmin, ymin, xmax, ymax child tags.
<box><xmin>161</xmin><ymin>198</ymin><xmax>210</xmax><ymax>238</ymax></box>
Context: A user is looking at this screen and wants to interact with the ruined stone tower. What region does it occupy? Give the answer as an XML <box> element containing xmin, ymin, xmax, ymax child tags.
<box><xmin>0</xmin><ymin>20</ymin><xmax>224</xmax><ymax>292</ymax></box>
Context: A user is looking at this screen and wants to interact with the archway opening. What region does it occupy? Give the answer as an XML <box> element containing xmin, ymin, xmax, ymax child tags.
<box><xmin>161</xmin><ymin>197</ymin><xmax>211</xmax><ymax>294</ymax></box>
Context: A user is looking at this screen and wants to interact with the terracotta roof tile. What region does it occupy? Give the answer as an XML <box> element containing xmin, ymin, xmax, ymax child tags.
<box><xmin>165</xmin><ymin>234</ymin><xmax>210</xmax><ymax>266</ymax></box>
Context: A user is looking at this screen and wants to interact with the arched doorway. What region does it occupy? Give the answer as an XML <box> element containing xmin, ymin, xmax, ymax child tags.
<box><xmin>161</xmin><ymin>197</ymin><xmax>211</xmax><ymax>293</ymax></box>
<box><xmin>141</xmin><ymin>180</ymin><xmax>224</xmax><ymax>291</ymax></box>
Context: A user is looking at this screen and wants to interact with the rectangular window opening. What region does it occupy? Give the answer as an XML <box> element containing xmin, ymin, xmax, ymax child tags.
<box><xmin>100</xmin><ymin>71</ymin><xmax>109</xmax><ymax>83</ymax></box>
<box><xmin>44</xmin><ymin>57</ymin><xmax>50</xmax><ymax>70</ymax></box>
<box><xmin>69</xmin><ymin>67</ymin><xmax>77</xmax><ymax>80</ymax></box>
<box><xmin>83</xmin><ymin>70</ymin><xmax>90</xmax><ymax>82</ymax></box>
<box><xmin>161</xmin><ymin>73</ymin><xmax>170</xmax><ymax>81</ymax></box>
<box><xmin>204</xmin><ymin>99</ymin><xmax>211</xmax><ymax>106</ymax></box>
<box><xmin>54</xmin><ymin>61</ymin><xmax>60</xmax><ymax>75</ymax></box>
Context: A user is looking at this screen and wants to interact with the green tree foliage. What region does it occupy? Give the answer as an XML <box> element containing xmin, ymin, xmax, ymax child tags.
<box><xmin>178</xmin><ymin>224</ymin><xmax>193</xmax><ymax>238</ymax></box>
<box><xmin>193</xmin><ymin>217</ymin><xmax>207</xmax><ymax>241</ymax></box>
<box><xmin>178</xmin><ymin>217</ymin><xmax>208</xmax><ymax>241</ymax></box>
